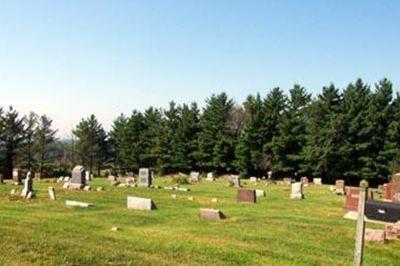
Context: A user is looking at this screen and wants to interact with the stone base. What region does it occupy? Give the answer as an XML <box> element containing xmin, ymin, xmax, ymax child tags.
<box><xmin>200</xmin><ymin>208</ymin><xmax>225</xmax><ymax>220</ymax></box>
<box><xmin>290</xmin><ymin>193</ymin><xmax>304</xmax><ymax>199</ymax></box>
<box><xmin>365</xmin><ymin>228</ymin><xmax>385</xmax><ymax>243</ymax></box>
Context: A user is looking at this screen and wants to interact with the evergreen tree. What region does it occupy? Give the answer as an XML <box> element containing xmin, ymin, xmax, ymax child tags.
<box><xmin>73</xmin><ymin>114</ymin><xmax>107</xmax><ymax>175</ymax></box>
<box><xmin>19</xmin><ymin>112</ymin><xmax>38</xmax><ymax>171</ymax></box>
<box><xmin>384</xmin><ymin>93</ymin><xmax>400</xmax><ymax>175</ymax></box>
<box><xmin>35</xmin><ymin>115</ymin><xmax>58</xmax><ymax>177</ymax></box>
<box><xmin>270</xmin><ymin>85</ymin><xmax>311</xmax><ymax>177</ymax></box>
<box><xmin>302</xmin><ymin>84</ymin><xmax>343</xmax><ymax>183</ymax></box>
<box><xmin>197</xmin><ymin>93</ymin><xmax>235</xmax><ymax>173</ymax></box>
<box><xmin>109</xmin><ymin>114</ymin><xmax>129</xmax><ymax>174</ymax></box>
<box><xmin>234</xmin><ymin>94</ymin><xmax>264</xmax><ymax>176</ymax></box>
<box><xmin>125</xmin><ymin>111</ymin><xmax>145</xmax><ymax>172</ymax></box>
<box><xmin>0</xmin><ymin>107</ymin><xmax>26</xmax><ymax>179</ymax></box>
<box><xmin>141</xmin><ymin>107</ymin><xmax>163</xmax><ymax>170</ymax></box>
<box><xmin>340</xmin><ymin>79</ymin><xmax>371</xmax><ymax>183</ymax></box>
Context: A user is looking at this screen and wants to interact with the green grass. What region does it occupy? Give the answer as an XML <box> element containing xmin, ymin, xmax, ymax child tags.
<box><xmin>0</xmin><ymin>178</ymin><xmax>399</xmax><ymax>266</ymax></box>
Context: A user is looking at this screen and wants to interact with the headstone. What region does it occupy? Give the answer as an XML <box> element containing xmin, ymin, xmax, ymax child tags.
<box><xmin>300</xmin><ymin>176</ymin><xmax>309</xmax><ymax>186</ymax></box>
<box><xmin>69</xmin><ymin>165</ymin><xmax>86</xmax><ymax>189</ymax></box>
<box><xmin>230</xmin><ymin>175</ymin><xmax>241</xmax><ymax>188</ymax></box>
<box><xmin>12</xmin><ymin>168</ymin><xmax>22</xmax><ymax>185</ymax></box>
<box><xmin>283</xmin><ymin>177</ymin><xmax>292</xmax><ymax>185</ymax></box>
<box><xmin>365</xmin><ymin>200</ymin><xmax>400</xmax><ymax>223</ymax></box>
<box><xmin>189</xmin><ymin>172</ymin><xmax>200</xmax><ymax>183</ymax></box>
<box><xmin>138</xmin><ymin>168</ymin><xmax>152</xmax><ymax>187</ymax></box>
<box><xmin>66</xmin><ymin>200</ymin><xmax>93</xmax><ymax>208</ymax></box>
<box><xmin>83</xmin><ymin>185</ymin><xmax>91</xmax><ymax>191</ymax></box>
<box><xmin>386</xmin><ymin>174</ymin><xmax>400</xmax><ymax>202</ymax></box>
<box><xmin>57</xmin><ymin>176</ymin><xmax>64</xmax><ymax>183</ymax></box>
<box><xmin>200</xmin><ymin>208</ymin><xmax>225</xmax><ymax>220</ymax></box>
<box><xmin>48</xmin><ymin>187</ymin><xmax>56</xmax><ymax>200</ymax></box>
<box><xmin>211</xmin><ymin>198</ymin><xmax>218</xmax><ymax>203</ymax></box>
<box><xmin>127</xmin><ymin>196</ymin><xmax>156</xmax><ymax>211</ymax></box>
<box><xmin>385</xmin><ymin>222</ymin><xmax>400</xmax><ymax>240</ymax></box>
<box><xmin>108</xmin><ymin>175</ymin><xmax>117</xmax><ymax>182</ymax></box>
<box><xmin>62</xmin><ymin>182</ymin><xmax>70</xmax><ymax>189</ymax></box>
<box><xmin>290</xmin><ymin>182</ymin><xmax>303</xmax><ymax>199</ymax></box>
<box><xmin>392</xmin><ymin>173</ymin><xmax>400</xmax><ymax>184</ymax></box>
<box><xmin>237</xmin><ymin>189</ymin><xmax>256</xmax><ymax>203</ymax></box>
<box><xmin>125</xmin><ymin>176</ymin><xmax>135</xmax><ymax>185</ymax></box>
<box><xmin>313</xmin><ymin>178</ymin><xmax>322</xmax><ymax>185</ymax></box>
<box><xmin>21</xmin><ymin>171</ymin><xmax>33</xmax><ymax>198</ymax></box>
<box><xmin>34</xmin><ymin>172</ymin><xmax>41</xmax><ymax>179</ymax></box>
<box><xmin>335</xmin><ymin>180</ymin><xmax>345</xmax><ymax>195</ymax></box>
<box><xmin>63</xmin><ymin>176</ymin><xmax>70</xmax><ymax>182</ymax></box>
<box><xmin>344</xmin><ymin>187</ymin><xmax>374</xmax><ymax>212</ymax></box>
<box><xmin>188</xmin><ymin>196</ymin><xmax>194</xmax><ymax>201</ymax></box>
<box><xmin>249</xmin><ymin>177</ymin><xmax>257</xmax><ymax>183</ymax></box>
<box><xmin>364</xmin><ymin>228</ymin><xmax>385</xmax><ymax>243</ymax></box>
<box><xmin>85</xmin><ymin>171</ymin><xmax>90</xmax><ymax>181</ymax></box>
<box><xmin>206</xmin><ymin>172</ymin><xmax>214</xmax><ymax>181</ymax></box>
<box><xmin>255</xmin><ymin>189</ymin><xmax>265</xmax><ymax>197</ymax></box>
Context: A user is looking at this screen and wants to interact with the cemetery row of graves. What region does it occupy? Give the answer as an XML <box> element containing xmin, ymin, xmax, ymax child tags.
<box><xmin>4</xmin><ymin>165</ymin><xmax>400</xmax><ymax>253</ymax></box>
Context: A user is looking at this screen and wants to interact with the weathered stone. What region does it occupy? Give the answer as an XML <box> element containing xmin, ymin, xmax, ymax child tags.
<box><xmin>111</xmin><ymin>226</ymin><xmax>119</xmax><ymax>232</ymax></box>
<box><xmin>188</xmin><ymin>196</ymin><xmax>194</xmax><ymax>201</ymax></box>
<box><xmin>117</xmin><ymin>183</ymin><xmax>127</xmax><ymax>188</ymax></box>
<box><xmin>62</xmin><ymin>182</ymin><xmax>70</xmax><ymax>189</ymax></box>
<box><xmin>96</xmin><ymin>186</ymin><xmax>104</xmax><ymax>191</ymax></box>
<box><xmin>249</xmin><ymin>177</ymin><xmax>257</xmax><ymax>183</ymax></box>
<box><xmin>344</xmin><ymin>187</ymin><xmax>374</xmax><ymax>212</ymax></box>
<box><xmin>230</xmin><ymin>175</ymin><xmax>241</xmax><ymax>188</ymax></box>
<box><xmin>200</xmin><ymin>208</ymin><xmax>225</xmax><ymax>220</ymax></box>
<box><xmin>10</xmin><ymin>189</ymin><xmax>16</xmax><ymax>195</ymax></box>
<box><xmin>283</xmin><ymin>177</ymin><xmax>292</xmax><ymax>185</ymax></box>
<box><xmin>335</xmin><ymin>180</ymin><xmax>345</xmax><ymax>195</ymax></box>
<box><xmin>313</xmin><ymin>178</ymin><xmax>322</xmax><ymax>185</ymax></box>
<box><xmin>300</xmin><ymin>176</ymin><xmax>309</xmax><ymax>186</ymax></box>
<box><xmin>127</xmin><ymin>196</ymin><xmax>156</xmax><ymax>211</ymax></box>
<box><xmin>34</xmin><ymin>172</ymin><xmax>41</xmax><ymax>180</ymax></box>
<box><xmin>85</xmin><ymin>171</ymin><xmax>90</xmax><ymax>181</ymax></box>
<box><xmin>171</xmin><ymin>194</ymin><xmax>177</xmax><ymax>199</ymax></box>
<box><xmin>108</xmin><ymin>175</ymin><xmax>117</xmax><ymax>182</ymax></box>
<box><xmin>206</xmin><ymin>172</ymin><xmax>214</xmax><ymax>181</ymax></box>
<box><xmin>21</xmin><ymin>171</ymin><xmax>33</xmax><ymax>198</ymax></box>
<box><xmin>63</xmin><ymin>176</ymin><xmax>70</xmax><ymax>182</ymax></box>
<box><xmin>57</xmin><ymin>176</ymin><xmax>64</xmax><ymax>183</ymax></box>
<box><xmin>189</xmin><ymin>171</ymin><xmax>200</xmax><ymax>183</ymax></box>
<box><xmin>12</xmin><ymin>168</ymin><xmax>22</xmax><ymax>185</ymax></box>
<box><xmin>255</xmin><ymin>189</ymin><xmax>265</xmax><ymax>197</ymax></box>
<box><xmin>66</xmin><ymin>200</ymin><xmax>93</xmax><ymax>208</ymax></box>
<box><xmin>365</xmin><ymin>228</ymin><xmax>385</xmax><ymax>243</ymax></box>
<box><xmin>48</xmin><ymin>187</ymin><xmax>56</xmax><ymax>200</ymax></box>
<box><xmin>125</xmin><ymin>176</ymin><xmax>135</xmax><ymax>185</ymax></box>
<box><xmin>211</xmin><ymin>198</ymin><xmax>218</xmax><ymax>203</ymax></box>
<box><xmin>385</xmin><ymin>222</ymin><xmax>400</xmax><ymax>240</ymax></box>
<box><xmin>69</xmin><ymin>165</ymin><xmax>86</xmax><ymax>189</ymax></box>
<box><xmin>164</xmin><ymin>186</ymin><xmax>174</xmax><ymax>190</ymax></box>
<box><xmin>237</xmin><ymin>189</ymin><xmax>256</xmax><ymax>203</ymax></box>
<box><xmin>83</xmin><ymin>185</ymin><xmax>91</xmax><ymax>191</ymax></box>
<box><xmin>138</xmin><ymin>168</ymin><xmax>152</xmax><ymax>187</ymax></box>
<box><xmin>290</xmin><ymin>182</ymin><xmax>304</xmax><ymax>199</ymax></box>
<box><xmin>176</xmin><ymin>187</ymin><xmax>190</xmax><ymax>192</ymax></box>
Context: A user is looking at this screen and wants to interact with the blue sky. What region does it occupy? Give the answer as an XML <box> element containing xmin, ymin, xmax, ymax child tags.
<box><xmin>0</xmin><ymin>1</ymin><xmax>399</xmax><ymax>136</ymax></box>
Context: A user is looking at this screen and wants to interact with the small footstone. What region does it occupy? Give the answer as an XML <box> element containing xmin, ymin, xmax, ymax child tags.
<box><xmin>127</xmin><ymin>196</ymin><xmax>156</xmax><ymax>211</ymax></box>
<box><xmin>365</xmin><ymin>228</ymin><xmax>385</xmax><ymax>243</ymax></box>
<box><xmin>200</xmin><ymin>208</ymin><xmax>225</xmax><ymax>220</ymax></box>
<box><xmin>66</xmin><ymin>200</ymin><xmax>93</xmax><ymax>208</ymax></box>
<box><xmin>188</xmin><ymin>196</ymin><xmax>194</xmax><ymax>201</ymax></box>
<box><xmin>255</xmin><ymin>189</ymin><xmax>265</xmax><ymax>197</ymax></box>
<box><xmin>211</xmin><ymin>198</ymin><xmax>218</xmax><ymax>203</ymax></box>
<box><xmin>111</xmin><ymin>226</ymin><xmax>119</xmax><ymax>232</ymax></box>
<box><xmin>171</xmin><ymin>194</ymin><xmax>177</xmax><ymax>199</ymax></box>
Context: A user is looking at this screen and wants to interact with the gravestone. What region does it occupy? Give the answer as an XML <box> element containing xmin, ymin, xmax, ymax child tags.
<box><xmin>200</xmin><ymin>208</ymin><xmax>225</xmax><ymax>220</ymax></box>
<box><xmin>34</xmin><ymin>172</ymin><xmax>41</xmax><ymax>179</ymax></box>
<box><xmin>335</xmin><ymin>180</ymin><xmax>345</xmax><ymax>195</ymax></box>
<box><xmin>365</xmin><ymin>200</ymin><xmax>400</xmax><ymax>223</ymax></box>
<box><xmin>364</xmin><ymin>228</ymin><xmax>385</xmax><ymax>243</ymax></box>
<box><xmin>189</xmin><ymin>172</ymin><xmax>200</xmax><ymax>183</ymax></box>
<box><xmin>300</xmin><ymin>176</ymin><xmax>309</xmax><ymax>186</ymax></box>
<box><xmin>127</xmin><ymin>196</ymin><xmax>156</xmax><ymax>210</ymax></box>
<box><xmin>108</xmin><ymin>175</ymin><xmax>117</xmax><ymax>182</ymax></box>
<box><xmin>125</xmin><ymin>173</ymin><xmax>135</xmax><ymax>185</ymax></box>
<box><xmin>230</xmin><ymin>175</ymin><xmax>241</xmax><ymax>188</ymax></box>
<box><xmin>344</xmin><ymin>187</ymin><xmax>373</xmax><ymax>212</ymax></box>
<box><xmin>386</xmin><ymin>174</ymin><xmax>400</xmax><ymax>202</ymax></box>
<box><xmin>249</xmin><ymin>177</ymin><xmax>257</xmax><ymax>183</ymax></box>
<box><xmin>138</xmin><ymin>168</ymin><xmax>152</xmax><ymax>187</ymax></box>
<box><xmin>290</xmin><ymin>182</ymin><xmax>303</xmax><ymax>199</ymax></box>
<box><xmin>21</xmin><ymin>171</ymin><xmax>33</xmax><ymax>198</ymax></box>
<box><xmin>66</xmin><ymin>200</ymin><xmax>93</xmax><ymax>208</ymax></box>
<box><xmin>12</xmin><ymin>168</ymin><xmax>22</xmax><ymax>185</ymax></box>
<box><xmin>255</xmin><ymin>189</ymin><xmax>265</xmax><ymax>197</ymax></box>
<box><xmin>48</xmin><ymin>187</ymin><xmax>56</xmax><ymax>200</ymax></box>
<box><xmin>69</xmin><ymin>165</ymin><xmax>86</xmax><ymax>189</ymax></box>
<box><xmin>313</xmin><ymin>178</ymin><xmax>322</xmax><ymax>185</ymax></box>
<box><xmin>206</xmin><ymin>172</ymin><xmax>214</xmax><ymax>181</ymax></box>
<box><xmin>237</xmin><ymin>189</ymin><xmax>256</xmax><ymax>203</ymax></box>
<box><xmin>283</xmin><ymin>177</ymin><xmax>292</xmax><ymax>185</ymax></box>
<box><xmin>85</xmin><ymin>171</ymin><xmax>90</xmax><ymax>181</ymax></box>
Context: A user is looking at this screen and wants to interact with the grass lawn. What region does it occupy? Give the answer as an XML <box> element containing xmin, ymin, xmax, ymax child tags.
<box><xmin>0</xmin><ymin>177</ymin><xmax>399</xmax><ymax>266</ymax></box>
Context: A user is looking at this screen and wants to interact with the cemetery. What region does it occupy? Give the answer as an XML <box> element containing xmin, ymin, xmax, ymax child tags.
<box><xmin>1</xmin><ymin>170</ymin><xmax>400</xmax><ymax>265</ymax></box>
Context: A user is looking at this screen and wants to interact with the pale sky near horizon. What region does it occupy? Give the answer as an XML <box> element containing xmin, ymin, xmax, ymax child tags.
<box><xmin>0</xmin><ymin>1</ymin><xmax>399</xmax><ymax>137</ymax></box>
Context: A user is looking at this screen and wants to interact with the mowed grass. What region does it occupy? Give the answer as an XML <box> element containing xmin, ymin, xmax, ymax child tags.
<box><xmin>0</xmin><ymin>178</ymin><xmax>399</xmax><ymax>266</ymax></box>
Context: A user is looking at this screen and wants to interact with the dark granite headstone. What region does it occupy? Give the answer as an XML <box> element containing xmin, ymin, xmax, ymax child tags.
<box><xmin>237</xmin><ymin>189</ymin><xmax>256</xmax><ymax>203</ymax></box>
<box><xmin>365</xmin><ymin>200</ymin><xmax>400</xmax><ymax>223</ymax></box>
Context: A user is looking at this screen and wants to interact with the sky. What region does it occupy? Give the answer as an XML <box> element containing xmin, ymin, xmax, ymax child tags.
<box><xmin>0</xmin><ymin>1</ymin><xmax>399</xmax><ymax>137</ymax></box>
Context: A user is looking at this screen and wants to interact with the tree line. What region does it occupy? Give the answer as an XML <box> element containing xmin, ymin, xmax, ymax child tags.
<box><xmin>1</xmin><ymin>78</ymin><xmax>399</xmax><ymax>185</ymax></box>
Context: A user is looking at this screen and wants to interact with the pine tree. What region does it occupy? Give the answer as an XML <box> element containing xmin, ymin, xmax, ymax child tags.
<box><xmin>0</xmin><ymin>107</ymin><xmax>26</xmax><ymax>179</ymax></box>
<box><xmin>234</xmin><ymin>94</ymin><xmax>264</xmax><ymax>177</ymax></box>
<box><xmin>197</xmin><ymin>93</ymin><xmax>235</xmax><ymax>173</ymax></box>
<box><xmin>270</xmin><ymin>85</ymin><xmax>311</xmax><ymax>177</ymax></box>
<box><xmin>141</xmin><ymin>107</ymin><xmax>163</xmax><ymax>170</ymax></box>
<box><xmin>19</xmin><ymin>112</ymin><xmax>38</xmax><ymax>171</ymax></box>
<box><xmin>73</xmin><ymin>114</ymin><xmax>107</xmax><ymax>175</ymax></box>
<box><xmin>302</xmin><ymin>84</ymin><xmax>343</xmax><ymax>183</ymax></box>
<box><xmin>384</xmin><ymin>93</ymin><xmax>400</xmax><ymax>176</ymax></box>
<box><xmin>34</xmin><ymin>115</ymin><xmax>58</xmax><ymax>177</ymax></box>
<box><xmin>109</xmin><ymin>114</ymin><xmax>129</xmax><ymax>174</ymax></box>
